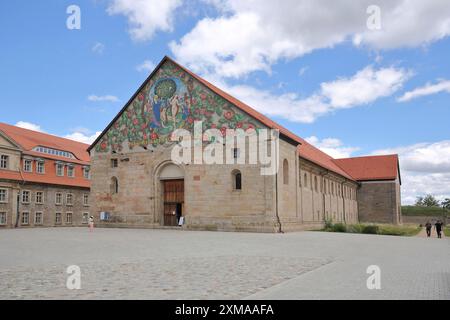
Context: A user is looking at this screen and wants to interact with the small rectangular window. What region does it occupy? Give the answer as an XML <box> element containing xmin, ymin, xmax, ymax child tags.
<box><xmin>55</xmin><ymin>192</ymin><xmax>62</xmax><ymax>205</ymax></box>
<box><xmin>24</xmin><ymin>159</ymin><xmax>32</xmax><ymax>172</ymax></box>
<box><xmin>233</xmin><ymin>148</ymin><xmax>239</xmax><ymax>159</ymax></box>
<box><xmin>55</xmin><ymin>212</ymin><xmax>61</xmax><ymax>224</ymax></box>
<box><xmin>83</xmin><ymin>194</ymin><xmax>89</xmax><ymax>206</ymax></box>
<box><xmin>82</xmin><ymin>213</ymin><xmax>89</xmax><ymax>224</ymax></box>
<box><xmin>0</xmin><ymin>189</ymin><xmax>7</xmax><ymax>203</ymax></box>
<box><xmin>111</xmin><ymin>159</ymin><xmax>118</xmax><ymax>168</ymax></box>
<box><xmin>0</xmin><ymin>212</ymin><xmax>6</xmax><ymax>225</ymax></box>
<box><xmin>66</xmin><ymin>213</ymin><xmax>72</xmax><ymax>224</ymax></box>
<box><xmin>35</xmin><ymin>212</ymin><xmax>43</xmax><ymax>225</ymax></box>
<box><xmin>36</xmin><ymin>161</ymin><xmax>45</xmax><ymax>174</ymax></box>
<box><xmin>66</xmin><ymin>193</ymin><xmax>73</xmax><ymax>206</ymax></box>
<box><xmin>21</xmin><ymin>191</ymin><xmax>30</xmax><ymax>203</ymax></box>
<box><xmin>56</xmin><ymin>163</ymin><xmax>64</xmax><ymax>176</ymax></box>
<box><xmin>21</xmin><ymin>212</ymin><xmax>29</xmax><ymax>225</ymax></box>
<box><xmin>0</xmin><ymin>155</ymin><xmax>9</xmax><ymax>169</ymax></box>
<box><xmin>83</xmin><ymin>167</ymin><xmax>90</xmax><ymax>179</ymax></box>
<box><xmin>35</xmin><ymin>191</ymin><xmax>44</xmax><ymax>204</ymax></box>
<box><xmin>67</xmin><ymin>166</ymin><xmax>75</xmax><ymax>178</ymax></box>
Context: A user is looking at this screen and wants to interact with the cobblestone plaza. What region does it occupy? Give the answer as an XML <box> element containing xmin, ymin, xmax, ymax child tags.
<box><xmin>1</xmin><ymin>227</ymin><xmax>449</xmax><ymax>299</ymax></box>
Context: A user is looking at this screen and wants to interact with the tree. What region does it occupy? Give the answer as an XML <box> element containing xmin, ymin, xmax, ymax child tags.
<box><xmin>422</xmin><ymin>194</ymin><xmax>440</xmax><ymax>207</ymax></box>
<box><xmin>442</xmin><ymin>198</ymin><xmax>450</xmax><ymax>210</ymax></box>
<box><xmin>415</xmin><ymin>196</ymin><xmax>424</xmax><ymax>206</ymax></box>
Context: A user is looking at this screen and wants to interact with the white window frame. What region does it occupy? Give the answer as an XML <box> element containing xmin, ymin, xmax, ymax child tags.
<box><xmin>67</xmin><ymin>165</ymin><xmax>75</xmax><ymax>178</ymax></box>
<box><xmin>66</xmin><ymin>212</ymin><xmax>73</xmax><ymax>224</ymax></box>
<box><xmin>82</xmin><ymin>212</ymin><xmax>89</xmax><ymax>224</ymax></box>
<box><xmin>66</xmin><ymin>193</ymin><xmax>74</xmax><ymax>206</ymax></box>
<box><xmin>36</xmin><ymin>160</ymin><xmax>45</xmax><ymax>174</ymax></box>
<box><xmin>0</xmin><ymin>212</ymin><xmax>6</xmax><ymax>225</ymax></box>
<box><xmin>0</xmin><ymin>155</ymin><xmax>8</xmax><ymax>169</ymax></box>
<box><xmin>21</xmin><ymin>190</ymin><xmax>31</xmax><ymax>204</ymax></box>
<box><xmin>35</xmin><ymin>191</ymin><xmax>44</xmax><ymax>204</ymax></box>
<box><xmin>55</xmin><ymin>212</ymin><xmax>62</xmax><ymax>224</ymax></box>
<box><xmin>0</xmin><ymin>188</ymin><xmax>8</xmax><ymax>203</ymax></box>
<box><xmin>21</xmin><ymin>212</ymin><xmax>29</xmax><ymax>225</ymax></box>
<box><xmin>83</xmin><ymin>167</ymin><xmax>90</xmax><ymax>179</ymax></box>
<box><xmin>23</xmin><ymin>159</ymin><xmax>33</xmax><ymax>172</ymax></box>
<box><xmin>56</xmin><ymin>163</ymin><xmax>65</xmax><ymax>176</ymax></box>
<box><xmin>34</xmin><ymin>211</ymin><xmax>43</xmax><ymax>225</ymax></box>
<box><xmin>55</xmin><ymin>192</ymin><xmax>63</xmax><ymax>205</ymax></box>
<box><xmin>83</xmin><ymin>194</ymin><xmax>89</xmax><ymax>206</ymax></box>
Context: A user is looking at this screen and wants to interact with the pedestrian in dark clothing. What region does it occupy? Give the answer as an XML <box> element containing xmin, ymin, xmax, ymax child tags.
<box><xmin>425</xmin><ymin>221</ymin><xmax>432</xmax><ymax>237</ymax></box>
<box><xmin>435</xmin><ymin>220</ymin><xmax>443</xmax><ymax>239</ymax></box>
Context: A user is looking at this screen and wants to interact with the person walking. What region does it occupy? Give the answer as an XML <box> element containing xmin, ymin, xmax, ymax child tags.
<box><xmin>434</xmin><ymin>220</ymin><xmax>443</xmax><ymax>239</ymax></box>
<box><xmin>88</xmin><ymin>216</ymin><xmax>94</xmax><ymax>232</ymax></box>
<box><xmin>425</xmin><ymin>221</ymin><xmax>432</xmax><ymax>237</ymax></box>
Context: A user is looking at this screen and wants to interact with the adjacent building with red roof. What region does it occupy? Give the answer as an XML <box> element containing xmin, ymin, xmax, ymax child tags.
<box><xmin>0</xmin><ymin>123</ymin><xmax>91</xmax><ymax>228</ymax></box>
<box><xmin>87</xmin><ymin>56</ymin><xmax>402</xmax><ymax>232</ymax></box>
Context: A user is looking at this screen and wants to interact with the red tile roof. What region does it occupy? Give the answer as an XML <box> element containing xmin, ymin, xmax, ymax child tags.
<box><xmin>0</xmin><ymin>122</ymin><xmax>90</xmax><ymax>163</ymax></box>
<box><xmin>297</xmin><ymin>139</ymin><xmax>354</xmax><ymax>180</ymax></box>
<box><xmin>0</xmin><ymin>123</ymin><xmax>90</xmax><ymax>188</ymax></box>
<box><xmin>333</xmin><ymin>155</ymin><xmax>400</xmax><ymax>182</ymax></box>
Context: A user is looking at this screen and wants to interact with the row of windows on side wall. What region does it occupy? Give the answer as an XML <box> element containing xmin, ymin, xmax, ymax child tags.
<box><xmin>17</xmin><ymin>191</ymin><xmax>89</xmax><ymax>206</ymax></box>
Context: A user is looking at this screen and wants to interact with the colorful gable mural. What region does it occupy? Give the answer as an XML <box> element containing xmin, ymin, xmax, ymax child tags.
<box><xmin>94</xmin><ymin>61</ymin><xmax>262</xmax><ymax>153</ymax></box>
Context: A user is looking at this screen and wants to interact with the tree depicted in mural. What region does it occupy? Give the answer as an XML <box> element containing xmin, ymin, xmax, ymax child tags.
<box><xmin>95</xmin><ymin>61</ymin><xmax>261</xmax><ymax>153</ymax></box>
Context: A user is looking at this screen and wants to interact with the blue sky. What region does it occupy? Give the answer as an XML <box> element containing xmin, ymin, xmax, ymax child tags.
<box><xmin>1</xmin><ymin>0</ymin><xmax>449</xmax><ymax>203</ymax></box>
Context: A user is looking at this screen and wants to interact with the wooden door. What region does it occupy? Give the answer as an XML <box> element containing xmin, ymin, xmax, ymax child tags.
<box><xmin>163</xmin><ymin>179</ymin><xmax>184</xmax><ymax>226</ymax></box>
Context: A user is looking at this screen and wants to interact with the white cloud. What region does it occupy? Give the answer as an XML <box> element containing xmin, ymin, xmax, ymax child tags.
<box><xmin>107</xmin><ymin>0</ymin><xmax>182</xmax><ymax>41</ymax></box>
<box><xmin>372</xmin><ymin>140</ymin><xmax>450</xmax><ymax>204</ymax></box>
<box><xmin>15</xmin><ymin>121</ymin><xmax>43</xmax><ymax>132</ymax></box>
<box><xmin>221</xmin><ymin>65</ymin><xmax>409</xmax><ymax>123</ymax></box>
<box><xmin>64</xmin><ymin>131</ymin><xmax>102</xmax><ymax>144</ymax></box>
<box><xmin>136</xmin><ymin>60</ymin><xmax>156</xmax><ymax>72</ymax></box>
<box><xmin>305</xmin><ymin>136</ymin><xmax>359</xmax><ymax>158</ymax></box>
<box><xmin>92</xmin><ymin>42</ymin><xmax>105</xmax><ymax>54</ymax></box>
<box><xmin>170</xmin><ymin>0</ymin><xmax>450</xmax><ymax>78</ymax></box>
<box><xmin>87</xmin><ymin>95</ymin><xmax>120</xmax><ymax>102</ymax></box>
<box><xmin>321</xmin><ymin>66</ymin><xmax>411</xmax><ymax>108</ymax></box>
<box><xmin>14</xmin><ymin>121</ymin><xmax>100</xmax><ymax>145</ymax></box>
<box><xmin>397</xmin><ymin>79</ymin><xmax>450</xmax><ymax>102</ymax></box>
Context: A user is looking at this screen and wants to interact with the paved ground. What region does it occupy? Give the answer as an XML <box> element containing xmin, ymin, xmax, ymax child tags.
<box><xmin>0</xmin><ymin>227</ymin><xmax>449</xmax><ymax>299</ymax></box>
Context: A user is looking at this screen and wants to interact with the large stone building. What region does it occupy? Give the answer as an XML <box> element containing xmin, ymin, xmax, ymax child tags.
<box><xmin>88</xmin><ymin>56</ymin><xmax>402</xmax><ymax>232</ymax></box>
<box><xmin>0</xmin><ymin>123</ymin><xmax>91</xmax><ymax>228</ymax></box>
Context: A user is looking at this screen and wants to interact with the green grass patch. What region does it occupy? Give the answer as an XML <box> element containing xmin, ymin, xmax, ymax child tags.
<box><xmin>322</xmin><ymin>221</ymin><xmax>421</xmax><ymax>237</ymax></box>
<box><xmin>444</xmin><ymin>227</ymin><xmax>450</xmax><ymax>237</ymax></box>
<box><xmin>401</xmin><ymin>205</ymin><xmax>447</xmax><ymax>217</ymax></box>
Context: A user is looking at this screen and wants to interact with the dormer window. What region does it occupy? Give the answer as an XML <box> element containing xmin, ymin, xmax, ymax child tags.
<box><xmin>33</xmin><ymin>146</ymin><xmax>75</xmax><ymax>159</ymax></box>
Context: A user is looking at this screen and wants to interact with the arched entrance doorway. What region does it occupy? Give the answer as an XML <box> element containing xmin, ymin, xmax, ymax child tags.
<box><xmin>158</xmin><ymin>163</ymin><xmax>184</xmax><ymax>226</ymax></box>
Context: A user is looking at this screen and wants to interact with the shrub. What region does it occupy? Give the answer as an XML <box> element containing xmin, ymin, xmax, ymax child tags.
<box><xmin>362</xmin><ymin>225</ymin><xmax>379</xmax><ymax>234</ymax></box>
<box><xmin>324</xmin><ymin>218</ymin><xmax>333</xmax><ymax>230</ymax></box>
<box><xmin>331</xmin><ymin>223</ymin><xmax>347</xmax><ymax>233</ymax></box>
<box><xmin>346</xmin><ymin>224</ymin><xmax>364</xmax><ymax>233</ymax></box>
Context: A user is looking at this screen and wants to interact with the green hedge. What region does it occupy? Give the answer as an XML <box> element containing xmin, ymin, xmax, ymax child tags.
<box><xmin>321</xmin><ymin>222</ymin><xmax>421</xmax><ymax>237</ymax></box>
